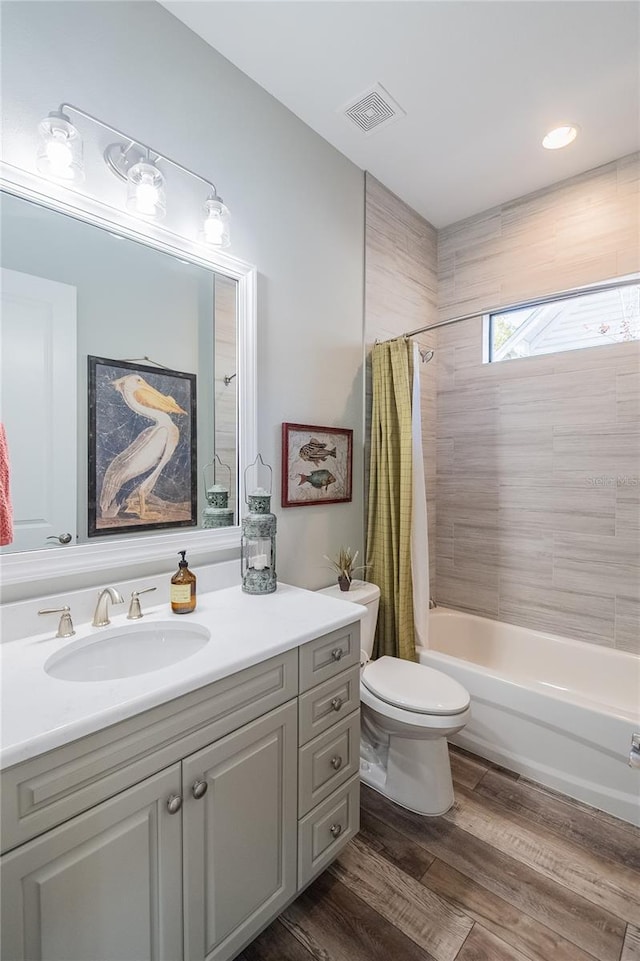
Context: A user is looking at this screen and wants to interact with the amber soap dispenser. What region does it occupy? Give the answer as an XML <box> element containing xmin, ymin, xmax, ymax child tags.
<box><xmin>171</xmin><ymin>550</ymin><xmax>197</xmax><ymax>614</ymax></box>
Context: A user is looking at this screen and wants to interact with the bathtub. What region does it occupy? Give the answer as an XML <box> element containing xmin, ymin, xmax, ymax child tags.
<box><xmin>418</xmin><ymin>608</ymin><xmax>640</xmax><ymax>826</ymax></box>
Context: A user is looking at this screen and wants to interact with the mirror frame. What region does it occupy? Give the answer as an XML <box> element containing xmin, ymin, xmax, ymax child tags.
<box><xmin>0</xmin><ymin>163</ymin><xmax>257</xmax><ymax>589</ymax></box>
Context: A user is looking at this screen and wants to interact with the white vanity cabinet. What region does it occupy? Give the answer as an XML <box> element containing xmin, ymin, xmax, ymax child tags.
<box><xmin>1</xmin><ymin>764</ymin><xmax>185</xmax><ymax>961</ymax></box>
<box><xmin>296</xmin><ymin>624</ymin><xmax>361</xmax><ymax>887</ymax></box>
<box><xmin>182</xmin><ymin>700</ymin><xmax>298</xmax><ymax>961</ymax></box>
<box><xmin>0</xmin><ymin>619</ymin><xmax>361</xmax><ymax>961</ymax></box>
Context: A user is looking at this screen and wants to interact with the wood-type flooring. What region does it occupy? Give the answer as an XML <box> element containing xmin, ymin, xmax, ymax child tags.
<box><xmin>239</xmin><ymin>746</ymin><xmax>640</xmax><ymax>961</ymax></box>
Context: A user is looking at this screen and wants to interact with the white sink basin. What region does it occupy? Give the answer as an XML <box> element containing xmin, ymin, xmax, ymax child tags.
<box><xmin>44</xmin><ymin>621</ymin><xmax>211</xmax><ymax>682</ymax></box>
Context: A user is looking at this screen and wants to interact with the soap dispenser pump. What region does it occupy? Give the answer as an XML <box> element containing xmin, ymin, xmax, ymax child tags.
<box><xmin>171</xmin><ymin>550</ymin><xmax>197</xmax><ymax>614</ymax></box>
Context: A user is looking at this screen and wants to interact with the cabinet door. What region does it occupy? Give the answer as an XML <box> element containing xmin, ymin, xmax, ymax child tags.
<box><xmin>183</xmin><ymin>701</ymin><xmax>297</xmax><ymax>961</ymax></box>
<box><xmin>1</xmin><ymin>764</ymin><xmax>183</xmax><ymax>961</ymax></box>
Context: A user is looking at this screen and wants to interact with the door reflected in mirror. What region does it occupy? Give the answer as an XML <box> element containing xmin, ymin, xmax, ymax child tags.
<box><xmin>0</xmin><ymin>190</ymin><xmax>238</xmax><ymax>554</ymax></box>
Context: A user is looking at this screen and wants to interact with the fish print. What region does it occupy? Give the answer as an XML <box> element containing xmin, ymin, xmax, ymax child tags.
<box><xmin>297</xmin><ymin>470</ymin><xmax>336</xmax><ymax>491</ymax></box>
<box><xmin>299</xmin><ymin>438</ymin><xmax>337</xmax><ymax>466</ymax></box>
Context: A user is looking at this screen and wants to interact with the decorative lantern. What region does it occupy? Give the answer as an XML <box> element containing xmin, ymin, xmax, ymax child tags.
<box><xmin>241</xmin><ymin>454</ymin><xmax>277</xmax><ymax>595</ymax></box>
<box><xmin>202</xmin><ymin>455</ymin><xmax>234</xmax><ymax>529</ymax></box>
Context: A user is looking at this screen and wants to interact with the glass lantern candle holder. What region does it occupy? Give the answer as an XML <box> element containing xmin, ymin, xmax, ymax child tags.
<box><xmin>202</xmin><ymin>456</ymin><xmax>234</xmax><ymax>529</ymax></box>
<box><xmin>241</xmin><ymin>456</ymin><xmax>277</xmax><ymax>595</ymax></box>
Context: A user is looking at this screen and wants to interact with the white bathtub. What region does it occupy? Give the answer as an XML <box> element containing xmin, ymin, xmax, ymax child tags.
<box><xmin>418</xmin><ymin>608</ymin><xmax>640</xmax><ymax>826</ymax></box>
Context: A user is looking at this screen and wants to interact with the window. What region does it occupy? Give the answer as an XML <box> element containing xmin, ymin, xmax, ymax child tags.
<box><xmin>486</xmin><ymin>281</ymin><xmax>639</xmax><ymax>363</ymax></box>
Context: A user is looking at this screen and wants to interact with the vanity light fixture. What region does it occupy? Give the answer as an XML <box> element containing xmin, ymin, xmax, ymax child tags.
<box><xmin>125</xmin><ymin>156</ymin><xmax>166</xmax><ymax>221</ymax></box>
<box><xmin>36</xmin><ymin>103</ymin><xmax>230</xmax><ymax>243</ymax></box>
<box><xmin>36</xmin><ymin>110</ymin><xmax>84</xmax><ymax>183</ymax></box>
<box><xmin>202</xmin><ymin>193</ymin><xmax>231</xmax><ymax>249</ymax></box>
<box><xmin>542</xmin><ymin>124</ymin><xmax>579</xmax><ymax>150</ymax></box>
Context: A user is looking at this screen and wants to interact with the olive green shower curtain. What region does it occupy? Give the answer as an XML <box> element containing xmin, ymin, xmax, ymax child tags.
<box><xmin>366</xmin><ymin>338</ymin><xmax>417</xmax><ymax>662</ymax></box>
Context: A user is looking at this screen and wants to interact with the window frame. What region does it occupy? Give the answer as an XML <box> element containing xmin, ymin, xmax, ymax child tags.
<box><xmin>483</xmin><ymin>276</ymin><xmax>639</xmax><ymax>365</ymax></box>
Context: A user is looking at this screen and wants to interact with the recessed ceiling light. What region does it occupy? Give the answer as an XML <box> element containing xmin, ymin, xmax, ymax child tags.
<box><xmin>542</xmin><ymin>124</ymin><xmax>579</xmax><ymax>150</ymax></box>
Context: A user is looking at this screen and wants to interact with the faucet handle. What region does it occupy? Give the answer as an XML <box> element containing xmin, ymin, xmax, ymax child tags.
<box><xmin>38</xmin><ymin>606</ymin><xmax>75</xmax><ymax>638</ymax></box>
<box><xmin>127</xmin><ymin>587</ymin><xmax>157</xmax><ymax>620</ymax></box>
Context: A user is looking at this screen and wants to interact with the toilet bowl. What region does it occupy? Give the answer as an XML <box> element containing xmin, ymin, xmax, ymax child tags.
<box><xmin>318</xmin><ymin>580</ymin><xmax>470</xmax><ymax>815</ymax></box>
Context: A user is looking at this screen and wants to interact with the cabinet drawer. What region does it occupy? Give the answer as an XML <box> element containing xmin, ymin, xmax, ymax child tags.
<box><xmin>298</xmin><ymin>665</ymin><xmax>360</xmax><ymax>745</ymax></box>
<box><xmin>298</xmin><ymin>773</ymin><xmax>360</xmax><ymax>890</ymax></box>
<box><xmin>299</xmin><ymin>622</ymin><xmax>360</xmax><ymax>694</ymax></box>
<box><xmin>298</xmin><ymin>711</ymin><xmax>360</xmax><ymax>817</ymax></box>
<box><xmin>1</xmin><ymin>650</ymin><xmax>297</xmax><ymax>854</ymax></box>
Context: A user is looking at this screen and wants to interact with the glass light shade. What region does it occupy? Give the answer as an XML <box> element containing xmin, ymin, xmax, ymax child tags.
<box><xmin>542</xmin><ymin>125</ymin><xmax>578</xmax><ymax>150</ymax></box>
<box><xmin>202</xmin><ymin>195</ymin><xmax>231</xmax><ymax>248</ymax></box>
<box><xmin>36</xmin><ymin>114</ymin><xmax>84</xmax><ymax>182</ymax></box>
<box><xmin>126</xmin><ymin>160</ymin><xmax>166</xmax><ymax>221</ymax></box>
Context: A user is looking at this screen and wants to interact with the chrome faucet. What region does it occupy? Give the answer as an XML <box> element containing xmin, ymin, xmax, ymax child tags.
<box><xmin>92</xmin><ymin>587</ymin><xmax>124</xmax><ymax>627</ymax></box>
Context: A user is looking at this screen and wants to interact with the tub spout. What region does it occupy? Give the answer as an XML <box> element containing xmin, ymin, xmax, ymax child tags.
<box><xmin>429</xmin><ymin>598</ymin><xmax>437</xmax><ymax>609</ymax></box>
<box><xmin>630</xmin><ymin>734</ymin><xmax>640</xmax><ymax>769</ymax></box>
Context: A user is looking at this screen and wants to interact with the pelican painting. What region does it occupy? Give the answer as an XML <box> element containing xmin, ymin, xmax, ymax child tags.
<box><xmin>89</xmin><ymin>357</ymin><xmax>197</xmax><ymax>536</ymax></box>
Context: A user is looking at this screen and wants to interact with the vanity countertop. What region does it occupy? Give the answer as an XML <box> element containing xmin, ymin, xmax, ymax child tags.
<box><xmin>0</xmin><ymin>584</ymin><xmax>364</xmax><ymax>769</ymax></box>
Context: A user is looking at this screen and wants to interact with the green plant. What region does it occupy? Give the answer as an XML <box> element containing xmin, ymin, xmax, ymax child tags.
<box><xmin>323</xmin><ymin>546</ymin><xmax>365</xmax><ymax>583</ymax></box>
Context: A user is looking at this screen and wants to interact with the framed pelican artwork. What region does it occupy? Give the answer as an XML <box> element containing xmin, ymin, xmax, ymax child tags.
<box><xmin>281</xmin><ymin>423</ymin><xmax>352</xmax><ymax>507</ymax></box>
<box><xmin>88</xmin><ymin>356</ymin><xmax>197</xmax><ymax>536</ymax></box>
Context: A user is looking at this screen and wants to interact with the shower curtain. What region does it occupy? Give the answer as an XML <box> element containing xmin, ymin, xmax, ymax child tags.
<box><xmin>411</xmin><ymin>343</ymin><xmax>430</xmax><ymax>649</ymax></box>
<box><xmin>367</xmin><ymin>338</ymin><xmax>430</xmax><ymax>661</ymax></box>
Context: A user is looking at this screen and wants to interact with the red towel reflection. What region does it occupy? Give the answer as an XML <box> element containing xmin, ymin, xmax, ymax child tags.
<box><xmin>0</xmin><ymin>423</ymin><xmax>14</xmax><ymax>546</ymax></box>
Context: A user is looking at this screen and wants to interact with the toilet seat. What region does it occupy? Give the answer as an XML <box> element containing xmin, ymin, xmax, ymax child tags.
<box><xmin>362</xmin><ymin>656</ymin><xmax>470</xmax><ymax>715</ymax></box>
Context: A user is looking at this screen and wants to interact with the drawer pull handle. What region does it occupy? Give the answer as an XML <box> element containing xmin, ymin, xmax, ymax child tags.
<box><xmin>331</xmin><ymin>696</ymin><xmax>343</xmax><ymax>712</ymax></box>
<box><xmin>331</xmin><ymin>648</ymin><xmax>343</xmax><ymax>662</ymax></box>
<box><xmin>192</xmin><ymin>779</ymin><xmax>208</xmax><ymax>800</ymax></box>
<box><xmin>330</xmin><ymin>755</ymin><xmax>343</xmax><ymax>770</ymax></box>
<box><xmin>166</xmin><ymin>794</ymin><xmax>183</xmax><ymax>815</ymax></box>
<box><xmin>330</xmin><ymin>823</ymin><xmax>343</xmax><ymax>839</ymax></box>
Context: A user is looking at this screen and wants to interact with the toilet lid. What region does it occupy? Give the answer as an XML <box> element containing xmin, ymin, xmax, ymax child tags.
<box><xmin>362</xmin><ymin>656</ymin><xmax>470</xmax><ymax>715</ymax></box>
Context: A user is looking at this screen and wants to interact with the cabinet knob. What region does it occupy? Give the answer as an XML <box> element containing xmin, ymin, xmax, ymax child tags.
<box><xmin>330</xmin><ymin>696</ymin><xmax>343</xmax><ymax>712</ymax></box>
<box><xmin>329</xmin><ymin>823</ymin><xmax>343</xmax><ymax>839</ymax></box>
<box><xmin>331</xmin><ymin>648</ymin><xmax>343</xmax><ymax>662</ymax></box>
<box><xmin>192</xmin><ymin>779</ymin><xmax>208</xmax><ymax>800</ymax></box>
<box><xmin>330</xmin><ymin>755</ymin><xmax>343</xmax><ymax>770</ymax></box>
<box><xmin>166</xmin><ymin>794</ymin><xmax>183</xmax><ymax>815</ymax></box>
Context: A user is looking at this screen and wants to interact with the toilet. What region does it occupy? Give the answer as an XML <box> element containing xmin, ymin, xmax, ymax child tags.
<box><xmin>319</xmin><ymin>580</ymin><xmax>470</xmax><ymax>816</ymax></box>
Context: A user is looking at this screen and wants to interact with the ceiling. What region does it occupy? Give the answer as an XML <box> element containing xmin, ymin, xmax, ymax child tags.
<box><xmin>162</xmin><ymin>1</ymin><xmax>640</xmax><ymax>228</ymax></box>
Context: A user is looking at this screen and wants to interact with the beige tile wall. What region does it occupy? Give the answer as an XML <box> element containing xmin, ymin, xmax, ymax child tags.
<box><xmin>435</xmin><ymin>155</ymin><xmax>640</xmax><ymax>652</ymax></box>
<box><xmin>438</xmin><ymin>154</ymin><xmax>639</xmax><ymax>321</ymax></box>
<box><xmin>364</xmin><ymin>174</ymin><xmax>438</xmax><ymax>591</ymax></box>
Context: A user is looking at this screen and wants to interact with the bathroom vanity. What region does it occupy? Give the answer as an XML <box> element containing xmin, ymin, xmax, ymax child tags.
<box><xmin>0</xmin><ymin>585</ymin><xmax>363</xmax><ymax>961</ymax></box>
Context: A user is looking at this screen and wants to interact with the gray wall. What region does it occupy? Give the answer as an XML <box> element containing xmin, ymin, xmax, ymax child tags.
<box><xmin>435</xmin><ymin>156</ymin><xmax>640</xmax><ymax>652</ymax></box>
<box><xmin>1</xmin><ymin>0</ymin><xmax>365</xmax><ymax>591</ymax></box>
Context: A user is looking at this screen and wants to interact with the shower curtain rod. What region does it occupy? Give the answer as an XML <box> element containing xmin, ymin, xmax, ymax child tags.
<box><xmin>390</xmin><ymin>275</ymin><xmax>639</xmax><ymax>342</ymax></box>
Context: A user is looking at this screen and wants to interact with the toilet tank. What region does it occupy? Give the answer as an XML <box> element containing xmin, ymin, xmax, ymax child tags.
<box><xmin>317</xmin><ymin>579</ymin><xmax>380</xmax><ymax>659</ymax></box>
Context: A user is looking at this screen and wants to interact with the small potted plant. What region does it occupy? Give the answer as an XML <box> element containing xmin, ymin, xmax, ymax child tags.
<box><xmin>323</xmin><ymin>546</ymin><xmax>364</xmax><ymax>591</ymax></box>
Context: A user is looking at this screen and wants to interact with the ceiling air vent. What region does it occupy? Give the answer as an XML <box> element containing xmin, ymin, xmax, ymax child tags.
<box><xmin>340</xmin><ymin>82</ymin><xmax>406</xmax><ymax>136</ymax></box>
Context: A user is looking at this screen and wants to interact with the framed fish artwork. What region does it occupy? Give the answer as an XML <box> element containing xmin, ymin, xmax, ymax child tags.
<box><xmin>281</xmin><ymin>423</ymin><xmax>353</xmax><ymax>508</ymax></box>
<box><xmin>88</xmin><ymin>356</ymin><xmax>197</xmax><ymax>536</ymax></box>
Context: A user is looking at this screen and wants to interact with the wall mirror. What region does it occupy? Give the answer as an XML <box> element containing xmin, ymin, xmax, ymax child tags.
<box><xmin>0</xmin><ymin>174</ymin><xmax>256</xmax><ymax>589</ymax></box>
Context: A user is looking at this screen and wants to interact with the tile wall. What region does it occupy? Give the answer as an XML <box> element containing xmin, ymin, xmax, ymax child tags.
<box><xmin>435</xmin><ymin>155</ymin><xmax>640</xmax><ymax>651</ymax></box>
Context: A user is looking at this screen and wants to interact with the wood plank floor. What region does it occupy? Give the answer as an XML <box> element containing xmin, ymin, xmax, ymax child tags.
<box><xmin>239</xmin><ymin>746</ymin><xmax>640</xmax><ymax>961</ymax></box>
